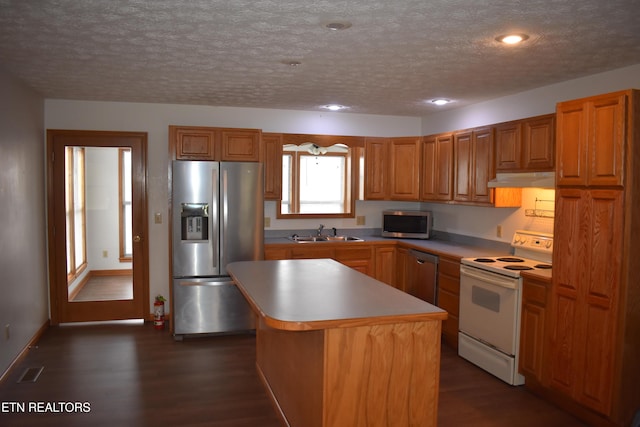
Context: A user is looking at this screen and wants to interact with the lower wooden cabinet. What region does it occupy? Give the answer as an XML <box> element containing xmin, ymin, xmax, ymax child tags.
<box><xmin>436</xmin><ymin>256</ymin><xmax>460</xmax><ymax>349</ymax></box>
<box><xmin>335</xmin><ymin>247</ymin><xmax>374</xmax><ymax>277</ymax></box>
<box><xmin>374</xmin><ymin>245</ymin><xmax>397</xmax><ymax>287</ymax></box>
<box><xmin>519</xmin><ymin>274</ymin><xmax>550</xmax><ymax>385</ymax></box>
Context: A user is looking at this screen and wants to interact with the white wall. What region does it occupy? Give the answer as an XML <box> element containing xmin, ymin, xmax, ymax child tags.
<box><xmin>0</xmin><ymin>67</ymin><xmax>48</xmax><ymax>376</ymax></box>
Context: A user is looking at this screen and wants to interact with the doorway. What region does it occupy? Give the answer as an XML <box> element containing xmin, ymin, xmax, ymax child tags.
<box><xmin>47</xmin><ymin>130</ymin><xmax>149</xmax><ymax>324</ymax></box>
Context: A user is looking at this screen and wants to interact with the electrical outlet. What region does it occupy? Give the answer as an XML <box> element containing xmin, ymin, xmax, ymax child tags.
<box><xmin>496</xmin><ymin>225</ymin><xmax>503</xmax><ymax>238</ymax></box>
<box><xmin>356</xmin><ymin>216</ymin><xmax>366</xmax><ymax>226</ymax></box>
<box><xmin>264</xmin><ymin>217</ymin><xmax>271</xmax><ymax>227</ymax></box>
<box><xmin>102</xmin><ymin>250</ymin><xmax>108</xmax><ymax>258</ymax></box>
<box><xmin>5</xmin><ymin>324</ymin><xmax>10</xmax><ymax>340</ymax></box>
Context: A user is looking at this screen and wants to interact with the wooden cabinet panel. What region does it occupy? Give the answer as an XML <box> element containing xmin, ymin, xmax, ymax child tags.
<box><xmin>421</xmin><ymin>133</ymin><xmax>453</xmax><ymax>201</ymax></box>
<box><xmin>522</xmin><ymin>115</ymin><xmax>555</xmax><ymax>170</ymax></box>
<box><xmin>519</xmin><ymin>276</ymin><xmax>549</xmax><ymax>384</ymax></box>
<box><xmin>495</xmin><ymin>122</ymin><xmax>521</xmax><ymax>170</ymax></box>
<box><xmin>170</xmin><ymin>125</ymin><xmax>261</xmax><ymax>162</ymax></box>
<box><xmin>588</xmin><ymin>94</ymin><xmax>625</xmax><ymax>186</ymax></box>
<box><xmin>472</xmin><ymin>127</ymin><xmax>494</xmax><ymax>203</ymax></box>
<box><xmin>557</xmin><ymin>92</ymin><xmax>625</xmax><ymax>187</ymax></box>
<box><xmin>454</xmin><ymin>127</ymin><xmax>494</xmax><ymax>205</ymax></box>
<box><xmin>173</xmin><ymin>127</ymin><xmax>217</xmax><ymax>160</ymax></box>
<box><xmin>364</xmin><ymin>137</ymin><xmax>421</xmax><ymax>201</ymax></box>
<box><xmin>495</xmin><ymin>114</ymin><xmax>555</xmax><ymax>172</ymax></box>
<box><xmin>453</xmin><ymin>131</ymin><xmax>472</xmax><ymax>202</ymax></box>
<box><xmin>262</xmin><ymin>133</ymin><xmax>283</xmax><ymax>200</ymax></box>
<box><xmin>364</xmin><ymin>137</ymin><xmax>389</xmax><ymax>200</ymax></box>
<box><xmin>220</xmin><ymin>129</ymin><xmax>261</xmax><ymax>161</ymax></box>
<box><xmin>389</xmin><ymin>137</ymin><xmax>421</xmax><ymax>200</ymax></box>
<box><xmin>335</xmin><ymin>247</ymin><xmax>374</xmax><ymax>277</ymax></box>
<box><xmin>550</xmin><ymin>188</ymin><xmax>623</xmax><ymax>416</ymax></box>
<box><xmin>290</xmin><ymin>247</ymin><xmax>334</xmax><ymax>259</ymax></box>
<box><xmin>375</xmin><ymin>246</ymin><xmax>397</xmax><ymax>287</ymax></box>
<box><xmin>265</xmin><ymin>247</ymin><xmax>289</xmax><ymax>260</ymax></box>
<box><xmin>437</xmin><ymin>256</ymin><xmax>460</xmax><ymax>349</ymax></box>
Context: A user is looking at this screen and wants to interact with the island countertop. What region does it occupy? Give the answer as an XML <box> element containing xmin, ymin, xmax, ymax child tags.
<box><xmin>227</xmin><ymin>258</ymin><xmax>447</xmax><ymax>331</ymax></box>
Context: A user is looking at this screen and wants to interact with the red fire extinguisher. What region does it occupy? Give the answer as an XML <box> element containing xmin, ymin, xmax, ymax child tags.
<box><xmin>154</xmin><ymin>295</ymin><xmax>166</xmax><ymax>330</ymax></box>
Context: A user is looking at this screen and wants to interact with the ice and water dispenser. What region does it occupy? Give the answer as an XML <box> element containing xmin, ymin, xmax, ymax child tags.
<box><xmin>180</xmin><ymin>203</ymin><xmax>209</xmax><ymax>241</ymax></box>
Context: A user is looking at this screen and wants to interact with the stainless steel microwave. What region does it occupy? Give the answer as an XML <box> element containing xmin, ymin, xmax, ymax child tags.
<box><xmin>382</xmin><ymin>210</ymin><xmax>433</xmax><ymax>239</ymax></box>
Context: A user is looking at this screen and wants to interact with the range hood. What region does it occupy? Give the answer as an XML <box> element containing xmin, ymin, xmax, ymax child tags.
<box><xmin>487</xmin><ymin>172</ymin><xmax>555</xmax><ymax>188</ymax></box>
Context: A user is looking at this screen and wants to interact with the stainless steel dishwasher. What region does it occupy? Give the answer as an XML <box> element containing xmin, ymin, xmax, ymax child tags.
<box><xmin>405</xmin><ymin>249</ymin><xmax>439</xmax><ymax>305</ymax></box>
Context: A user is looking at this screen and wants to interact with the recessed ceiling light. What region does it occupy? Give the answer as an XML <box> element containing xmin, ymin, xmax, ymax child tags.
<box><xmin>325</xmin><ymin>21</ymin><xmax>352</xmax><ymax>31</ymax></box>
<box><xmin>431</xmin><ymin>99</ymin><xmax>451</xmax><ymax>106</ymax></box>
<box><xmin>321</xmin><ymin>104</ymin><xmax>348</xmax><ymax>111</ymax></box>
<box><xmin>496</xmin><ymin>34</ymin><xmax>530</xmax><ymax>45</ymax></box>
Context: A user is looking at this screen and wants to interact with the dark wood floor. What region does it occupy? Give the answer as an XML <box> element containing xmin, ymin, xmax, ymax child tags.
<box><xmin>0</xmin><ymin>322</ymin><xmax>586</xmax><ymax>427</ymax></box>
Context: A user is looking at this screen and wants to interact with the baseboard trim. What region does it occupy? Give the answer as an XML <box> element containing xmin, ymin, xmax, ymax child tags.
<box><xmin>0</xmin><ymin>320</ymin><xmax>50</xmax><ymax>384</ymax></box>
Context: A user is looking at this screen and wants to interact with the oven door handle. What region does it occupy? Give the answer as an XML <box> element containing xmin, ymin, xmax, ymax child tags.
<box><xmin>460</xmin><ymin>265</ymin><xmax>518</xmax><ymax>290</ymax></box>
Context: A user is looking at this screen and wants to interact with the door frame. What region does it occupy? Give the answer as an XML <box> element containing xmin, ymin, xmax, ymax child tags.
<box><xmin>46</xmin><ymin>130</ymin><xmax>149</xmax><ymax>324</ymax></box>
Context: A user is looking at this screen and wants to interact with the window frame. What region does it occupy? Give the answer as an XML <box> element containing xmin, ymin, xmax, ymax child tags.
<box><xmin>119</xmin><ymin>148</ymin><xmax>133</xmax><ymax>262</ymax></box>
<box><xmin>276</xmin><ymin>135</ymin><xmax>362</xmax><ymax>219</ymax></box>
<box><xmin>65</xmin><ymin>147</ymin><xmax>87</xmax><ymax>284</ymax></box>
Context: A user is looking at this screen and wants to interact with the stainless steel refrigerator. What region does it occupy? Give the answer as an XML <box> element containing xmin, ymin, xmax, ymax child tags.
<box><xmin>171</xmin><ymin>160</ymin><xmax>263</xmax><ymax>339</ymax></box>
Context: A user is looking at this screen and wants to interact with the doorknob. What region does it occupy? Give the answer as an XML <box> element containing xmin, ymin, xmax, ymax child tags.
<box><xmin>133</xmin><ymin>235</ymin><xmax>142</xmax><ymax>243</ymax></box>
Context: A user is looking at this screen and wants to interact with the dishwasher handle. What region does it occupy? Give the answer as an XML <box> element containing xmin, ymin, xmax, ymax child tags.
<box><xmin>408</xmin><ymin>249</ymin><xmax>439</xmax><ymax>265</ymax></box>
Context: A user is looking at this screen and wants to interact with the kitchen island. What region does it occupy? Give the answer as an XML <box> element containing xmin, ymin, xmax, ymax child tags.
<box><xmin>227</xmin><ymin>258</ymin><xmax>447</xmax><ymax>427</ymax></box>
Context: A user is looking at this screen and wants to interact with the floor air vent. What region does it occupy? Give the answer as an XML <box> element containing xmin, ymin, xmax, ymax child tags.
<box><xmin>17</xmin><ymin>366</ymin><xmax>44</xmax><ymax>383</ymax></box>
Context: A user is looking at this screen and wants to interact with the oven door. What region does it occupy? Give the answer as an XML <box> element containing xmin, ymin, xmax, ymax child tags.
<box><xmin>459</xmin><ymin>264</ymin><xmax>521</xmax><ymax>355</ymax></box>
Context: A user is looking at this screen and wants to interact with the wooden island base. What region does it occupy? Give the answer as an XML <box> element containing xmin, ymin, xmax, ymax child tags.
<box><xmin>228</xmin><ymin>259</ymin><xmax>446</xmax><ymax>427</ymax></box>
<box><xmin>257</xmin><ymin>318</ymin><xmax>442</xmax><ymax>427</ymax></box>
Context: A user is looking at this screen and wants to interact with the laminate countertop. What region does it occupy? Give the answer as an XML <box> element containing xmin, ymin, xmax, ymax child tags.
<box><xmin>227</xmin><ymin>258</ymin><xmax>447</xmax><ymax>331</ymax></box>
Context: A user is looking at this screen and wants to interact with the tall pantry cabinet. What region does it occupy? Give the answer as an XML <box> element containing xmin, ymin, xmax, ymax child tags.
<box><xmin>549</xmin><ymin>90</ymin><xmax>640</xmax><ymax>427</ymax></box>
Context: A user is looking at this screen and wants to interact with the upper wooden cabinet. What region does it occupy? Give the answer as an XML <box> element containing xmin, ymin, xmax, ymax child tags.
<box><xmin>421</xmin><ymin>133</ymin><xmax>454</xmax><ymax>201</ymax></box>
<box><xmin>389</xmin><ymin>137</ymin><xmax>421</xmax><ymax>200</ymax></box>
<box><xmin>453</xmin><ymin>126</ymin><xmax>494</xmax><ymax>205</ymax></box>
<box><xmin>495</xmin><ymin>114</ymin><xmax>555</xmax><ymax>172</ymax></box>
<box><xmin>220</xmin><ymin>128</ymin><xmax>261</xmax><ymax>161</ymax></box>
<box><xmin>364</xmin><ymin>137</ymin><xmax>388</xmax><ymax>200</ymax></box>
<box><xmin>172</xmin><ymin>126</ymin><xmax>217</xmax><ymax>160</ymax></box>
<box><xmin>262</xmin><ymin>133</ymin><xmax>283</xmax><ymax>200</ymax></box>
<box><xmin>169</xmin><ymin>125</ymin><xmax>261</xmax><ymax>162</ymax></box>
<box><xmin>364</xmin><ymin>137</ymin><xmax>421</xmax><ymax>201</ymax></box>
<box><xmin>556</xmin><ymin>92</ymin><xmax>625</xmax><ymax>187</ymax></box>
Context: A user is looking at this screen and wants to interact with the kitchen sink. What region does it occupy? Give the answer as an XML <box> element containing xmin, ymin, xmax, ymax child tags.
<box><xmin>290</xmin><ymin>235</ymin><xmax>363</xmax><ymax>243</ymax></box>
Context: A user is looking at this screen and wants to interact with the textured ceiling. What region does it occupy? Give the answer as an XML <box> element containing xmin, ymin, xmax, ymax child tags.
<box><xmin>1</xmin><ymin>0</ymin><xmax>640</xmax><ymax>117</ymax></box>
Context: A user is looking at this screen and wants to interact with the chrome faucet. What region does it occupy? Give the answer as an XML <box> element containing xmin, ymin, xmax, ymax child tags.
<box><xmin>316</xmin><ymin>224</ymin><xmax>325</xmax><ymax>236</ymax></box>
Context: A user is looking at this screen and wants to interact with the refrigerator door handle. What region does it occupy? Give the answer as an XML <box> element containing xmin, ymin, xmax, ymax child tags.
<box><xmin>219</xmin><ymin>167</ymin><xmax>227</xmax><ymax>269</ymax></box>
<box><xmin>178</xmin><ymin>280</ymin><xmax>235</xmax><ymax>287</ymax></box>
<box><xmin>211</xmin><ymin>166</ymin><xmax>220</xmax><ymax>271</ymax></box>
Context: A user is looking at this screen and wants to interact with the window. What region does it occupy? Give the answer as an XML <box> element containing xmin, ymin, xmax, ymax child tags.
<box><xmin>65</xmin><ymin>147</ymin><xmax>87</xmax><ymax>282</ymax></box>
<box><xmin>119</xmin><ymin>148</ymin><xmax>133</xmax><ymax>261</ymax></box>
<box><xmin>279</xmin><ymin>143</ymin><xmax>357</xmax><ymax>218</ymax></box>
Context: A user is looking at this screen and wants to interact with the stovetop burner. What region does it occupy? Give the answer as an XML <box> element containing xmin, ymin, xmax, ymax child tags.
<box><xmin>534</xmin><ymin>264</ymin><xmax>552</xmax><ymax>269</ymax></box>
<box><xmin>474</xmin><ymin>258</ymin><xmax>496</xmax><ymax>263</ymax></box>
<box><xmin>496</xmin><ymin>257</ymin><xmax>525</xmax><ymax>263</ymax></box>
<box><xmin>504</xmin><ymin>265</ymin><xmax>534</xmax><ymax>271</ymax></box>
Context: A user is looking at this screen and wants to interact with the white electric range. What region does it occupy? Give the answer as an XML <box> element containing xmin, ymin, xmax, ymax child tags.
<box><xmin>458</xmin><ymin>230</ymin><xmax>553</xmax><ymax>385</ymax></box>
